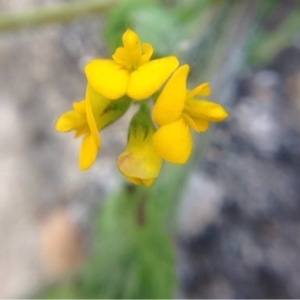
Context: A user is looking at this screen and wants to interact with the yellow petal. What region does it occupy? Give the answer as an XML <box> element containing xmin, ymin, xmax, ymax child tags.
<box><xmin>85</xmin><ymin>59</ymin><xmax>129</xmax><ymax>100</ymax></box>
<box><xmin>55</xmin><ymin>110</ymin><xmax>85</xmax><ymax>133</ymax></box>
<box><xmin>153</xmin><ymin>64</ymin><xmax>189</xmax><ymax>126</ymax></box>
<box><xmin>117</xmin><ymin>129</ymin><xmax>162</xmax><ymax>187</ymax></box>
<box><xmin>85</xmin><ymin>86</ymin><xmax>107</xmax><ymax>148</ymax></box>
<box><xmin>122</xmin><ymin>29</ymin><xmax>142</xmax><ymax>52</ymax></box>
<box><xmin>140</xmin><ymin>42</ymin><xmax>153</xmax><ymax>64</ymax></box>
<box><xmin>116</xmin><ymin>172</ymin><xmax>151</xmax><ymax>186</ymax></box>
<box><xmin>188</xmin><ymin>82</ymin><xmax>211</xmax><ymax>98</ymax></box>
<box><xmin>113</xmin><ymin>40</ymin><xmax>153</xmax><ymax>70</ymax></box>
<box><xmin>185</xmin><ymin>99</ymin><xmax>229</xmax><ymax>122</ymax></box>
<box><xmin>127</xmin><ymin>56</ymin><xmax>179</xmax><ymax>100</ymax></box>
<box><xmin>74</xmin><ymin>127</ymin><xmax>86</xmax><ymax>138</ymax></box>
<box><xmin>123</xmin><ymin>176</ymin><xmax>142</xmax><ymax>186</ymax></box>
<box><xmin>118</xmin><ymin>148</ymin><xmax>162</xmax><ymax>180</ymax></box>
<box><xmin>119</xmin><ymin>29</ymin><xmax>143</xmax><ymax>69</ymax></box>
<box><xmin>112</xmin><ymin>47</ymin><xmax>131</xmax><ymax>69</ymax></box>
<box><xmin>183</xmin><ymin>113</ymin><xmax>209</xmax><ymax>133</ymax></box>
<box><xmin>79</xmin><ymin>134</ymin><xmax>98</xmax><ymax>170</ymax></box>
<box><xmin>73</xmin><ymin>100</ymin><xmax>86</xmax><ymax>113</ymax></box>
<box><xmin>120</xmin><ymin>174</ymin><xmax>156</xmax><ymax>187</ymax></box>
<box><xmin>153</xmin><ymin>118</ymin><xmax>192</xmax><ymax>164</ymax></box>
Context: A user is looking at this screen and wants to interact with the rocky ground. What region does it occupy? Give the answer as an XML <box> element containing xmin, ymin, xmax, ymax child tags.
<box><xmin>178</xmin><ymin>47</ymin><xmax>300</xmax><ymax>298</ymax></box>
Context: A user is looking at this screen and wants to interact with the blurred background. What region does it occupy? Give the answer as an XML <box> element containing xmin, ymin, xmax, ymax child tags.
<box><xmin>1</xmin><ymin>0</ymin><xmax>300</xmax><ymax>298</ymax></box>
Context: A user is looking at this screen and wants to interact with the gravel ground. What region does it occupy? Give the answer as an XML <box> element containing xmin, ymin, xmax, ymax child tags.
<box><xmin>178</xmin><ymin>47</ymin><xmax>300</xmax><ymax>298</ymax></box>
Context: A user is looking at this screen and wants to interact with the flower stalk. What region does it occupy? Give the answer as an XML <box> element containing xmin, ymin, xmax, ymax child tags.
<box><xmin>0</xmin><ymin>0</ymin><xmax>122</xmax><ymax>31</ymax></box>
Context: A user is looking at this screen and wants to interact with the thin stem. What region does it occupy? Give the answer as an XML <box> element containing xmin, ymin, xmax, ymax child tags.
<box><xmin>0</xmin><ymin>0</ymin><xmax>123</xmax><ymax>32</ymax></box>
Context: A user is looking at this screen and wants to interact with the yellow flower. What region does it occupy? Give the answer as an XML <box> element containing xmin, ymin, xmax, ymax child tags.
<box><xmin>55</xmin><ymin>86</ymin><xmax>130</xmax><ymax>170</ymax></box>
<box><xmin>117</xmin><ymin>108</ymin><xmax>162</xmax><ymax>187</ymax></box>
<box><xmin>55</xmin><ymin>86</ymin><xmax>109</xmax><ymax>170</ymax></box>
<box><xmin>85</xmin><ymin>29</ymin><xmax>179</xmax><ymax>101</ymax></box>
<box><xmin>153</xmin><ymin>64</ymin><xmax>229</xmax><ymax>164</ymax></box>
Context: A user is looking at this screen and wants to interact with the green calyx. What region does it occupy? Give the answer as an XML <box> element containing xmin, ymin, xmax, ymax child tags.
<box><xmin>129</xmin><ymin>103</ymin><xmax>155</xmax><ymax>139</ymax></box>
<box><xmin>99</xmin><ymin>96</ymin><xmax>131</xmax><ymax>130</ymax></box>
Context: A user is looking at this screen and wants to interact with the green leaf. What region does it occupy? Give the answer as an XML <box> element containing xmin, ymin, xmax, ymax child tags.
<box><xmin>38</xmin><ymin>186</ymin><xmax>177</xmax><ymax>299</ymax></box>
<box><xmin>86</xmin><ymin>187</ymin><xmax>177</xmax><ymax>299</ymax></box>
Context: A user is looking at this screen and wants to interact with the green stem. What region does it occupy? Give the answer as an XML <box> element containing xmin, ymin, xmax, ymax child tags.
<box><xmin>0</xmin><ymin>0</ymin><xmax>123</xmax><ymax>31</ymax></box>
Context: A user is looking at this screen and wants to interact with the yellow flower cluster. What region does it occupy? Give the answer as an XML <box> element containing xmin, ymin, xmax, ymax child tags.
<box><xmin>55</xmin><ymin>29</ymin><xmax>228</xmax><ymax>187</ymax></box>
